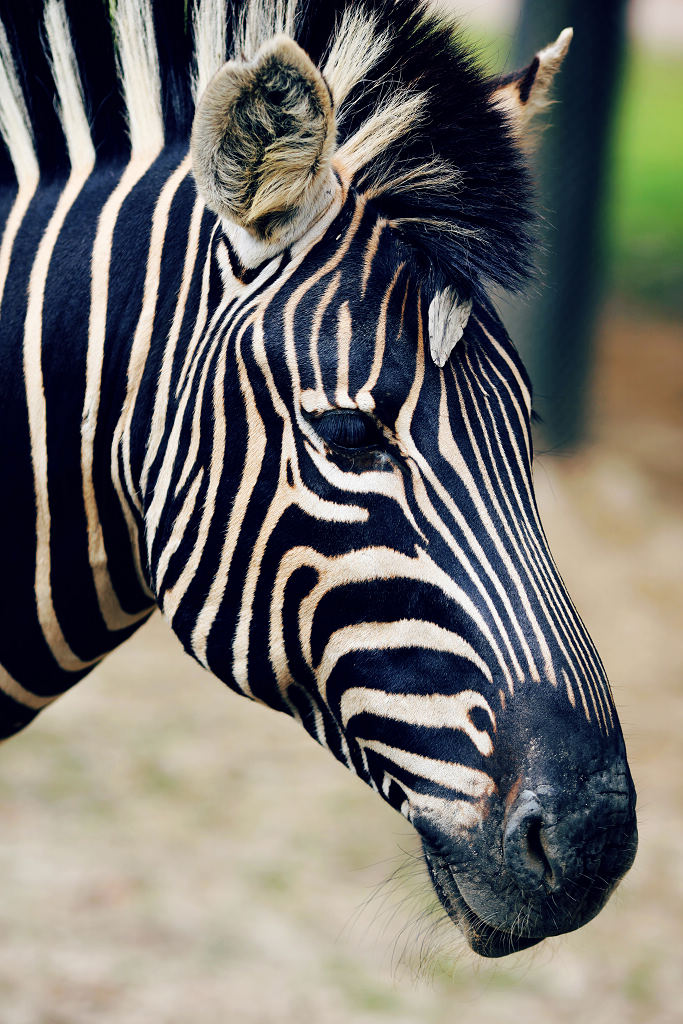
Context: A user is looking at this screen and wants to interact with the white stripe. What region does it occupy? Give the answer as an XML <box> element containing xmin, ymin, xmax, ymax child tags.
<box><xmin>172</xmin><ymin>247</ymin><xmax>282</xmax><ymax>499</ymax></box>
<box><xmin>440</xmin><ymin>359</ymin><xmax>557</xmax><ymax>683</ymax></box>
<box><xmin>268</xmin><ymin>545</ymin><xmax>512</xmax><ymax>694</ymax></box>
<box><xmin>145</xmin><ymin>244</ymin><xmax>279</xmax><ymax>562</ymax></box>
<box><xmin>44</xmin><ymin>0</ymin><xmax>95</xmax><ymax>173</ymax></box>
<box><xmin>140</xmin><ymin>196</ymin><xmax>205</xmax><ymax>498</ymax></box>
<box><xmin>237</xmin><ymin>0</ymin><xmax>299</xmax><ymax>61</ymax></box>
<box><xmin>0</xmin><ymin>185</ymin><xmax>38</xmax><ymax>314</ymax></box>
<box><xmin>155</xmin><ymin>466</ymin><xmax>205</xmax><ymax>595</ymax></box>
<box><xmin>334</xmin><ymin>302</ymin><xmax>353</xmax><ymax>408</ymax></box>
<box><xmin>162</xmin><ymin>325</ymin><xmax>231</xmax><ymax>623</ymax></box>
<box><xmin>360</xmin><ymin>739</ymin><xmax>494</xmax><ymax>800</ymax></box>
<box><xmin>82</xmin><ymin>161</ymin><xmax>162</xmax><ymax>629</ymax></box>
<box><xmin>0</xmin><ymin>18</ymin><xmax>39</xmax><ymax>312</ymax></box>
<box><xmin>190</xmin><ymin>315</ymin><xmax>267</xmax><ymax>663</ymax></box>
<box><xmin>340</xmin><ymin>688</ymin><xmax>495</xmax><ymax>757</ymax></box>
<box><xmin>389</xmin><ymin>773</ymin><xmax>483</xmax><ymax>830</ymax></box>
<box><xmin>323</xmin><ymin>7</ymin><xmax>390</xmax><ymax>110</ymax></box>
<box><xmin>462</xmin><ymin>340</ymin><xmax>611</xmax><ymax>729</ymax></box>
<box><xmin>0</xmin><ymin>17</ymin><xmax>39</xmax><ymax>187</ymax></box>
<box><xmin>114</xmin><ymin>0</ymin><xmax>164</xmax><ymax>159</ymax></box>
<box><xmin>112</xmin><ymin>155</ymin><xmax>191</xmax><ymax>523</ymax></box>
<box><xmin>192</xmin><ymin>0</ymin><xmax>228</xmax><ymax>100</ymax></box>
<box><xmin>395</xmin><ymin>303</ymin><xmax>533</xmax><ymax>684</ymax></box>
<box><xmin>79</xmin><ymin>6</ymin><xmax>169</xmax><ymax>626</ymax></box>
<box><xmin>24</xmin><ymin>161</ymin><xmax>96</xmax><ymax>672</ymax></box>
<box><xmin>474</xmin><ymin>339</ymin><xmax>613</xmax><ymax>728</ymax></box>
<box><xmin>360</xmin><ymin>263</ymin><xmax>403</xmax><ymax>394</ymax></box>
<box><xmin>316</xmin><ymin>620</ymin><xmax>492</xmax><ymax>700</ymax></box>
<box><xmin>0</xmin><ymin>662</ymin><xmax>65</xmax><ymax>711</ymax></box>
<box><xmin>175</xmin><ymin>220</ymin><xmax>220</xmax><ymax>399</ymax></box>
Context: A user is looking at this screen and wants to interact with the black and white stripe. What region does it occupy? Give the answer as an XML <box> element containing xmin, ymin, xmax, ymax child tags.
<box><xmin>0</xmin><ymin>0</ymin><xmax>635</xmax><ymax>956</ymax></box>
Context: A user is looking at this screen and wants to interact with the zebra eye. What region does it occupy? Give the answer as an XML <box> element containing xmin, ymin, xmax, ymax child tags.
<box><xmin>310</xmin><ymin>410</ymin><xmax>381</xmax><ymax>452</ymax></box>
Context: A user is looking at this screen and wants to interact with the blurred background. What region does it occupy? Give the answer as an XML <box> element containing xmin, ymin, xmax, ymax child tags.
<box><xmin>0</xmin><ymin>1</ymin><xmax>681</xmax><ymax>1022</ymax></box>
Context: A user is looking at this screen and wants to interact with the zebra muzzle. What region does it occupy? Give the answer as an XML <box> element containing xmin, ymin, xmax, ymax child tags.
<box><xmin>418</xmin><ymin>764</ymin><xmax>637</xmax><ymax>958</ymax></box>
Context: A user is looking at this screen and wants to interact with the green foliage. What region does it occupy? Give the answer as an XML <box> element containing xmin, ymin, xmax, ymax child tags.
<box><xmin>609</xmin><ymin>49</ymin><xmax>683</xmax><ymax>315</ymax></box>
<box><xmin>463</xmin><ymin>26</ymin><xmax>682</xmax><ymax>317</ymax></box>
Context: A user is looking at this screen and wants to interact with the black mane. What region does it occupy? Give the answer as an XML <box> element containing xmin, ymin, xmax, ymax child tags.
<box><xmin>300</xmin><ymin>0</ymin><xmax>535</xmax><ymax>295</ymax></box>
<box><xmin>0</xmin><ymin>0</ymin><xmax>535</xmax><ymax>294</ymax></box>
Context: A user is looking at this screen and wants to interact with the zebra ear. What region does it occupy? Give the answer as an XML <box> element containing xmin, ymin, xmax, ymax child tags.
<box><xmin>191</xmin><ymin>35</ymin><xmax>336</xmax><ymax>243</ymax></box>
<box><xmin>491</xmin><ymin>28</ymin><xmax>573</xmax><ymax>141</ymax></box>
<box><xmin>428</xmin><ymin>289</ymin><xmax>473</xmax><ymax>368</ymax></box>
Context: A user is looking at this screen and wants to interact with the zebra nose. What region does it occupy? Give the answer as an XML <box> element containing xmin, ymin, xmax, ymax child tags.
<box><xmin>503</xmin><ymin>789</ymin><xmax>558</xmax><ymax>892</ymax></box>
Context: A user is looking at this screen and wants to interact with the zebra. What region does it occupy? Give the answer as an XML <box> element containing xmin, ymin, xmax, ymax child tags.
<box><xmin>0</xmin><ymin>0</ymin><xmax>636</xmax><ymax>958</ymax></box>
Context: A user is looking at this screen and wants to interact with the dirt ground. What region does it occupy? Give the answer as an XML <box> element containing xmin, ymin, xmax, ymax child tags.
<box><xmin>0</xmin><ymin>304</ymin><xmax>681</xmax><ymax>1024</ymax></box>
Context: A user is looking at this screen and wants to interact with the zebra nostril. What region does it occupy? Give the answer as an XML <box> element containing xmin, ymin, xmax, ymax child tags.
<box><xmin>523</xmin><ymin>814</ymin><xmax>555</xmax><ymax>886</ymax></box>
<box><xmin>503</xmin><ymin>789</ymin><xmax>556</xmax><ymax>891</ymax></box>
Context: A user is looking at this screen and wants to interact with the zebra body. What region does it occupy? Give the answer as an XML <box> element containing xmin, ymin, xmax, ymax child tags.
<box><xmin>0</xmin><ymin>0</ymin><xmax>636</xmax><ymax>957</ymax></box>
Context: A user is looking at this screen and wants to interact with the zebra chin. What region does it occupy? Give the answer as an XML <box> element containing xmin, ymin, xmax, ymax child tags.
<box><xmin>414</xmin><ymin>762</ymin><xmax>638</xmax><ymax>958</ymax></box>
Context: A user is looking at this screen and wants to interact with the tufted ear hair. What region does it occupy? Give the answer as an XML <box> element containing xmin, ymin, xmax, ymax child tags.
<box><xmin>491</xmin><ymin>27</ymin><xmax>573</xmax><ymax>144</ymax></box>
<box><xmin>191</xmin><ymin>35</ymin><xmax>337</xmax><ymax>243</ymax></box>
<box><xmin>428</xmin><ymin>288</ymin><xmax>473</xmax><ymax>368</ymax></box>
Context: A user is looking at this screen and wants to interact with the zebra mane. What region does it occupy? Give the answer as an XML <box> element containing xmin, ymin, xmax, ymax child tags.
<box><xmin>0</xmin><ymin>0</ymin><xmax>535</xmax><ymax>294</ymax></box>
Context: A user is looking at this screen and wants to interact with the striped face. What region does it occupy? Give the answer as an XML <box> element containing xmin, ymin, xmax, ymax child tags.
<box><xmin>150</xmin><ymin>191</ymin><xmax>637</xmax><ymax>956</ymax></box>
<box><xmin>0</xmin><ymin>0</ymin><xmax>635</xmax><ymax>960</ymax></box>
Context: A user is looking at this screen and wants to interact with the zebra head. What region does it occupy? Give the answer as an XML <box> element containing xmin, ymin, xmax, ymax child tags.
<box><xmin>147</xmin><ymin>3</ymin><xmax>637</xmax><ymax>957</ymax></box>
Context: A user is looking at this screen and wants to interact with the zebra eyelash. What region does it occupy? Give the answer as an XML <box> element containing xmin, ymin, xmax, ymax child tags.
<box><xmin>306</xmin><ymin>408</ymin><xmax>383</xmax><ymax>454</ymax></box>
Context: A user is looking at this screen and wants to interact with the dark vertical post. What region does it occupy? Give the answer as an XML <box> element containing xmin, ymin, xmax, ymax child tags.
<box><xmin>505</xmin><ymin>0</ymin><xmax>629</xmax><ymax>448</ymax></box>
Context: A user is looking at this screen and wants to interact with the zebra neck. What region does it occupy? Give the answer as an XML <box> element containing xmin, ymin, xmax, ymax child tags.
<box><xmin>0</xmin><ymin>148</ymin><xmax>198</xmax><ymax>718</ymax></box>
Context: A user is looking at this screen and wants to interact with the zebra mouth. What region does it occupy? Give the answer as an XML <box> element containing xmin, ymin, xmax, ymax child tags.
<box><xmin>425</xmin><ymin>853</ymin><xmax>544</xmax><ymax>958</ymax></box>
<box><xmin>420</xmin><ymin>773</ymin><xmax>637</xmax><ymax>958</ymax></box>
